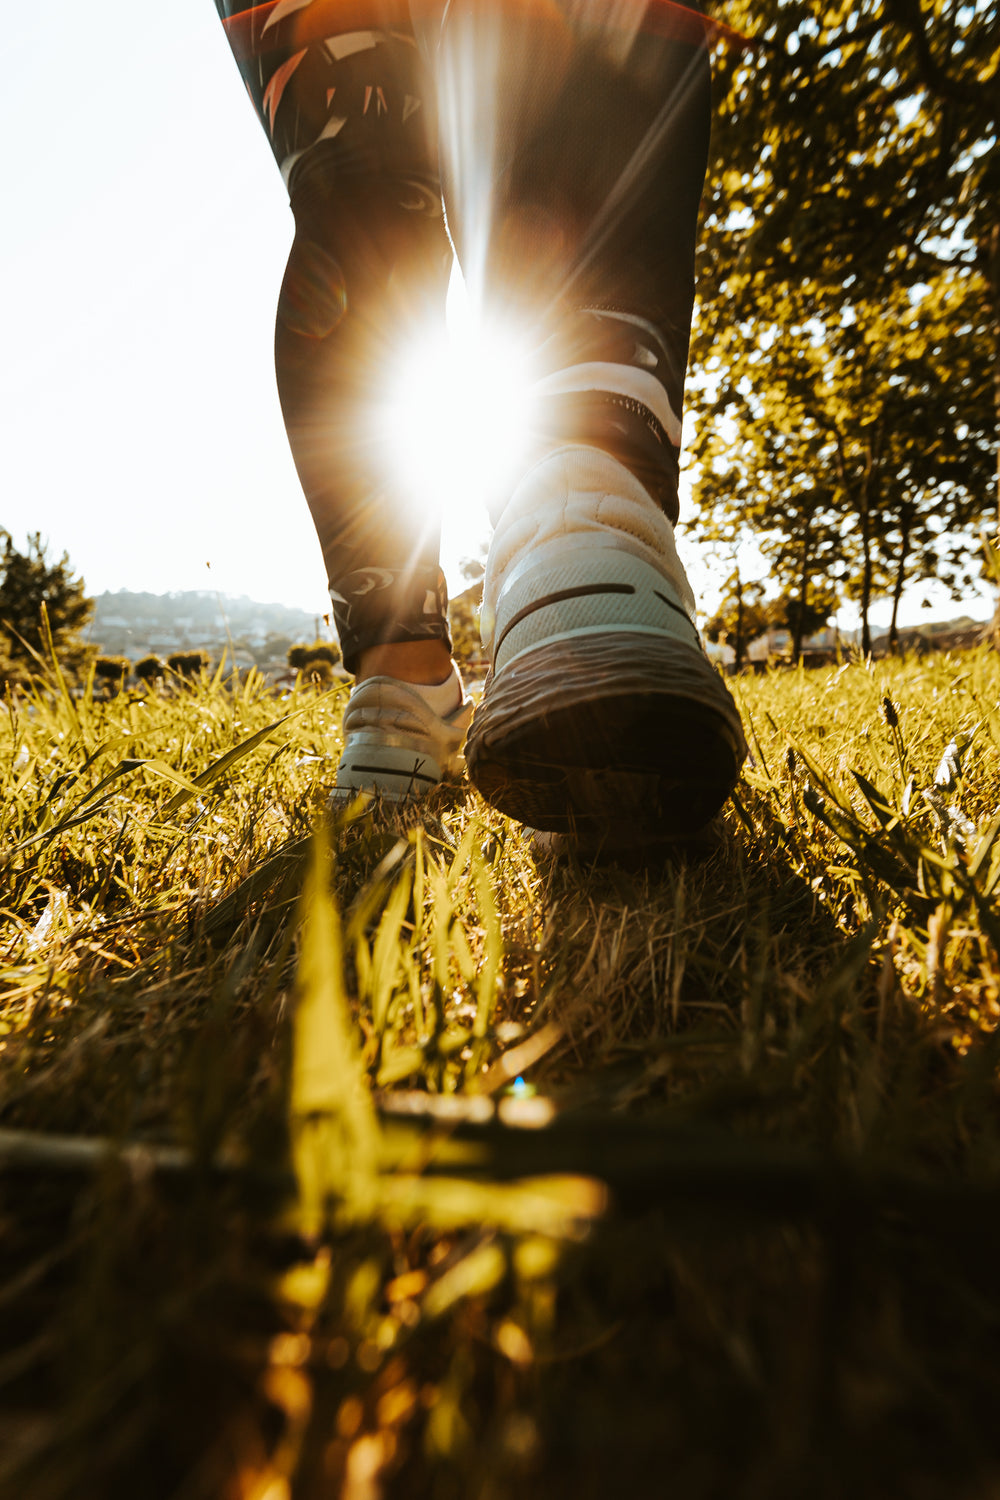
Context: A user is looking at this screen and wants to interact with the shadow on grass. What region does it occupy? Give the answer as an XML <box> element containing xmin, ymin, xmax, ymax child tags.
<box><xmin>5</xmin><ymin>656</ymin><xmax>1000</xmax><ymax>1498</ymax></box>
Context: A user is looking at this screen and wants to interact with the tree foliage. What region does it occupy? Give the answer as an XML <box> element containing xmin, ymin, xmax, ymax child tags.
<box><xmin>167</xmin><ymin>651</ymin><xmax>212</xmax><ymax>680</ymax></box>
<box><xmin>287</xmin><ymin>640</ymin><xmax>341</xmax><ymax>687</ymax></box>
<box><xmin>704</xmin><ymin>0</ymin><xmax>997</xmax><ymax>283</ymax></box>
<box><xmin>448</xmin><ymin>586</ymin><xmax>485</xmax><ymax>671</ymax></box>
<box><xmin>692</xmin><ymin>268</ymin><xmax>994</xmax><ymax>649</ymax></box>
<box><xmin>769</xmin><ymin>586</ymin><xmax>839</xmax><ymax>656</ymax></box>
<box><xmin>0</xmin><ymin>531</ymin><xmax>94</xmax><ymax>684</ymax></box>
<box><xmin>135</xmin><ymin>655</ymin><xmax>167</xmax><ymax>685</ymax></box>
<box><xmin>703</xmin><ymin>574</ymin><xmax>770</xmax><ymax>670</ymax></box>
<box><xmin>445</xmin><ymin>551</ymin><xmax>488</xmax><ymax>672</ymax></box>
<box><xmin>692</xmin><ymin>0</ymin><xmax>998</xmax><ymax>644</ymax></box>
<box><xmin>704</xmin><ymin>575</ymin><xmax>836</xmax><ymax>666</ymax></box>
<box><xmin>93</xmin><ymin>656</ymin><xmax>132</xmax><ymax>696</ymax></box>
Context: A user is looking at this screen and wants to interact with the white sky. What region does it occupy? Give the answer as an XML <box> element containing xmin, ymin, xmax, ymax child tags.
<box><xmin>2</xmin><ymin>0</ymin><xmax>992</xmax><ymax>631</ymax></box>
<box><xmin>5</xmin><ymin>0</ymin><xmax>347</xmax><ymax>615</ymax></box>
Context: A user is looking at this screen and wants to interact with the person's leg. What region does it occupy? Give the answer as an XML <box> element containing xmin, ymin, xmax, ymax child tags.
<box><xmin>421</xmin><ymin>0</ymin><xmax>746</xmax><ymax>844</ymax></box>
<box><xmin>214</xmin><ymin>2</ymin><xmax>472</xmax><ymax>795</ymax></box>
<box><xmin>275</xmin><ymin>159</ymin><xmax>453</xmax><ymax>680</ymax></box>
<box><xmin>420</xmin><ymin>0</ymin><xmax>712</xmax><ymax>513</ymax></box>
<box><xmin>216</xmin><ymin>1</ymin><xmax>453</xmax><ymax>675</ymax></box>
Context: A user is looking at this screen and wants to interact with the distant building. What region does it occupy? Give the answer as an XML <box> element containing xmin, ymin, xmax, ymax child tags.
<box><xmin>89</xmin><ymin>589</ymin><xmax>321</xmax><ymax>676</ymax></box>
<box><xmin>742</xmin><ymin>625</ymin><xmax>841</xmax><ymax>667</ymax></box>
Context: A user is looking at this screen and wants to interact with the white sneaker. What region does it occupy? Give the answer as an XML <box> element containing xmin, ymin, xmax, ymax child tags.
<box><xmin>334</xmin><ymin>668</ymin><xmax>473</xmax><ymax>802</ymax></box>
<box><xmin>466</xmin><ymin>446</ymin><xmax>746</xmax><ymax>848</ymax></box>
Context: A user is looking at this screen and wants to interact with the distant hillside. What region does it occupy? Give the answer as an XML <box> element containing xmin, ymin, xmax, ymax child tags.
<box><xmin>89</xmin><ymin>590</ymin><xmax>333</xmax><ymax>672</ymax></box>
<box><xmin>870</xmin><ymin>616</ymin><xmax>985</xmax><ymax>651</ymax></box>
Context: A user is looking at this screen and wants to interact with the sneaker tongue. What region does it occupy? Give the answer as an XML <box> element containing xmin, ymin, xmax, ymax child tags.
<box><xmin>410</xmin><ymin>667</ymin><xmax>463</xmax><ymax>718</ymax></box>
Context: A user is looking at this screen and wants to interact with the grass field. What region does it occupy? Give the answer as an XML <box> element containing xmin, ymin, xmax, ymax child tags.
<box><xmin>3</xmin><ymin>646</ymin><xmax>1000</xmax><ymax>1499</ymax></box>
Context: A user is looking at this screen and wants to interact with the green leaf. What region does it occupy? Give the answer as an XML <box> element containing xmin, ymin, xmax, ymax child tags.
<box><xmin>6</xmin><ymin>758</ymin><xmax>146</xmax><ymax>857</ymax></box>
<box><xmin>156</xmin><ymin>714</ymin><xmax>291</xmax><ymax>817</ymax></box>
<box><xmin>290</xmin><ymin>824</ymin><xmax>379</xmax><ymax>1232</ymax></box>
<box><xmin>141</xmin><ymin>760</ymin><xmax>208</xmax><ymax>799</ymax></box>
<box><xmin>968</xmin><ymin>806</ymin><xmax>1000</xmax><ymax>882</ymax></box>
<box><xmin>369</xmin><ymin>866</ymin><xmax>414</xmax><ymax>1037</ymax></box>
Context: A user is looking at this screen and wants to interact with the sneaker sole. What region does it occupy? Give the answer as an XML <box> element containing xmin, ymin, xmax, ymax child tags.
<box><xmin>466</xmin><ymin>632</ymin><xmax>746</xmax><ymax>846</ymax></box>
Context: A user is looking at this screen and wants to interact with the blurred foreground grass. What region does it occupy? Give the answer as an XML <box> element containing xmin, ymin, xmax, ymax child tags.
<box><xmin>3</xmin><ymin>648</ymin><xmax>1000</xmax><ymax>1499</ymax></box>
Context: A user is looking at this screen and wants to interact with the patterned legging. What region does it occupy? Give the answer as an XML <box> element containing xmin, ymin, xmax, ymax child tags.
<box><xmin>215</xmin><ymin>0</ymin><xmax>711</xmax><ymax>671</ymax></box>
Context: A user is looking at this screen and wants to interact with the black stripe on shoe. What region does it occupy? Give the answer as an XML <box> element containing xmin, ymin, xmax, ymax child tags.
<box><xmin>653</xmin><ymin>589</ymin><xmax>697</xmax><ymax>627</ymax></box>
<box><xmin>494</xmin><ymin>583</ymin><xmax>635</xmax><ymax>658</ymax></box>
<box><xmin>349</xmin><ymin>763</ymin><xmax>439</xmax><ymax>785</ymax></box>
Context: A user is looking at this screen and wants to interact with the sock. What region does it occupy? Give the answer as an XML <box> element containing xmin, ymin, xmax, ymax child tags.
<box><xmin>410</xmin><ymin>665</ymin><xmax>463</xmax><ymax>718</ymax></box>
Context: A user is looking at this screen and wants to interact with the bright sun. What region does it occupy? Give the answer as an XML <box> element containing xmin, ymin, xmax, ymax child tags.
<box><xmin>376</xmin><ymin>263</ymin><xmax>534</xmax><ymax>541</ymax></box>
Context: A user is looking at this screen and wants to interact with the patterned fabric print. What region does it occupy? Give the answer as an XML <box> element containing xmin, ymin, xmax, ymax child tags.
<box><xmin>214</xmin><ymin>0</ymin><xmax>710</xmax><ymax>661</ymax></box>
<box><xmin>329</xmin><ymin>564</ymin><xmax>451</xmax><ymax>672</ymax></box>
<box><xmin>216</xmin><ymin>0</ymin><xmax>450</xmax><ymax>671</ymax></box>
<box><xmin>214</xmin><ymin>0</ymin><xmax>438</xmax><ymax>192</ymax></box>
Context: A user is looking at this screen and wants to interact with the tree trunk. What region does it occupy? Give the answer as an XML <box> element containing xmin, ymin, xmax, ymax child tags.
<box><xmin>989</xmin><ymin>220</ymin><xmax>1000</xmax><ymax>647</ymax></box>
<box><xmin>860</xmin><ymin>473</ymin><xmax>874</xmax><ymax>658</ymax></box>
<box><xmin>889</xmin><ymin>512</ymin><xmax>912</xmax><ymax>653</ymax></box>
<box><xmin>793</xmin><ymin>520</ymin><xmax>813</xmax><ymax>664</ymax></box>
<box><xmin>859</xmin><ymin>420</ymin><xmax>887</xmax><ymax>658</ymax></box>
<box><xmin>734</xmin><ymin>579</ymin><xmax>745</xmax><ymax>673</ymax></box>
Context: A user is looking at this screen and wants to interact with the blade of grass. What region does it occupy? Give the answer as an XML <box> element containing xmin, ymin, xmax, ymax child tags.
<box><xmin>290</xmin><ymin>823</ymin><xmax>379</xmax><ymax>1232</ymax></box>
<box><xmin>156</xmin><ymin>714</ymin><xmax>293</xmax><ymax>818</ymax></box>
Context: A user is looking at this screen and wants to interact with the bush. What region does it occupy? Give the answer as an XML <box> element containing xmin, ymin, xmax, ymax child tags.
<box><xmin>134</xmin><ymin>655</ymin><xmax>167</xmax><ymax>685</ymax></box>
<box><xmin>448</xmin><ymin>586</ymin><xmax>485</xmax><ymax>671</ymax></box>
<box><xmin>0</xmin><ymin>531</ymin><xmax>94</xmax><ymax>685</ymax></box>
<box><xmin>167</xmin><ymin>651</ymin><xmax>211</xmax><ymax>680</ymax></box>
<box><xmin>287</xmin><ymin>640</ymin><xmax>341</xmax><ymax>687</ymax></box>
<box><xmin>93</xmin><ymin>655</ymin><xmax>131</xmax><ymax>695</ymax></box>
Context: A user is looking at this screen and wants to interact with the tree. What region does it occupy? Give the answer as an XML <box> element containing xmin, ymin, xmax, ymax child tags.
<box><xmin>93</xmin><ymin>655</ymin><xmax>131</xmax><ymax>696</ymax></box>
<box><xmin>448</xmin><ymin>586</ymin><xmax>486</xmax><ymax>671</ymax></box>
<box><xmin>693</xmin><ymin>0</ymin><xmax>998</xmax><ymax>636</ymax></box>
<box><xmin>168</xmin><ymin>650</ymin><xmax>211</xmax><ymax>680</ymax></box>
<box><xmin>135</xmin><ymin>655</ymin><xmax>167</xmax><ymax>686</ymax></box>
<box><xmin>287</xmin><ymin>640</ymin><xmax>341</xmax><ymax>687</ymax></box>
<box><xmin>702</xmin><ymin>0</ymin><xmax>997</xmax><ymax>372</ymax></box>
<box><xmin>0</xmin><ymin>530</ymin><xmax>94</xmax><ymax>683</ymax></box>
<box><xmin>694</xmin><ymin>267</ymin><xmax>994</xmax><ymax>651</ymax></box>
<box><xmin>446</xmin><ymin>550</ymin><xmax>488</xmax><ymax>672</ymax></box>
<box><xmin>767</xmin><ymin>588</ymin><xmax>838</xmax><ymax>659</ymax></box>
<box><xmin>703</xmin><ymin>572</ymin><xmax>770</xmax><ymax>671</ymax></box>
<box><xmin>704</xmin><ymin>578</ymin><xmax>836</xmax><ymax>668</ymax></box>
<box><xmin>691</xmin><ymin>388</ymin><xmax>846</xmax><ymax>655</ymax></box>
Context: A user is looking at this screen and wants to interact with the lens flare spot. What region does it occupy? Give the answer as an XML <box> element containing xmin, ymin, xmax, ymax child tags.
<box><xmin>277</xmin><ymin>240</ymin><xmax>347</xmax><ymax>339</ymax></box>
<box><xmin>376</xmin><ymin>264</ymin><xmax>534</xmax><ymax>522</ymax></box>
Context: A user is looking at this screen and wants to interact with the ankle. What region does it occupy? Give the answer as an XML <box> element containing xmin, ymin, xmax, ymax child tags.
<box><xmin>356</xmin><ymin>641</ymin><xmax>455</xmax><ymax>686</ymax></box>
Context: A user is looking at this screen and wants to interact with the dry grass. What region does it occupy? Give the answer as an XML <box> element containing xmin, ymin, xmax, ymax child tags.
<box><xmin>2</xmin><ymin>647</ymin><xmax>1000</xmax><ymax>1499</ymax></box>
